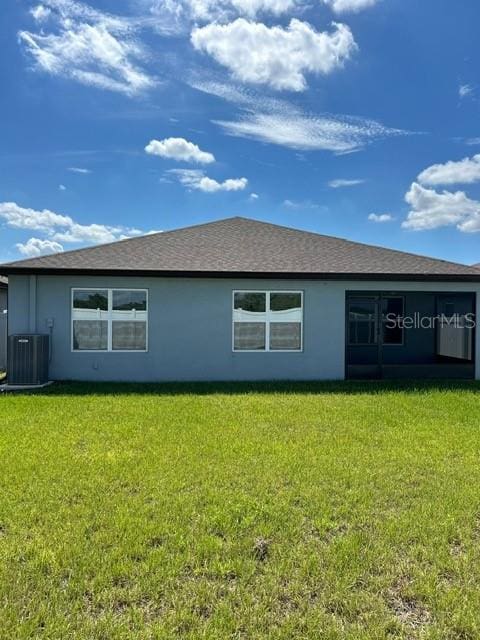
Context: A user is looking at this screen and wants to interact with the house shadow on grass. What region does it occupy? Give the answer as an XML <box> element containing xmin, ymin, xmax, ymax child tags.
<box><xmin>29</xmin><ymin>379</ymin><xmax>480</xmax><ymax>397</ymax></box>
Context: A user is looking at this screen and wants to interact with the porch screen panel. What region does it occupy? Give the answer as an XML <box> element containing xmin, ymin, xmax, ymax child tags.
<box><xmin>382</xmin><ymin>297</ymin><xmax>404</xmax><ymax>345</ymax></box>
<box><xmin>348</xmin><ymin>302</ymin><xmax>377</xmax><ymax>345</ymax></box>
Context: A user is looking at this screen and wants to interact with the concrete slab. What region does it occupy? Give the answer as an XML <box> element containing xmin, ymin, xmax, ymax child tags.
<box><xmin>0</xmin><ymin>381</ymin><xmax>54</xmax><ymax>393</ymax></box>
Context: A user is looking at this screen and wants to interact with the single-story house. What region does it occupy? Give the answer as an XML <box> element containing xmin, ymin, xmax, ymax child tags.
<box><xmin>0</xmin><ymin>216</ymin><xmax>479</xmax><ymax>381</ymax></box>
<box><xmin>0</xmin><ymin>276</ymin><xmax>7</xmax><ymax>313</ymax></box>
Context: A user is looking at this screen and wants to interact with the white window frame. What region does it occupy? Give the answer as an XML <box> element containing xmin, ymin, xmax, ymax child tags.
<box><xmin>232</xmin><ymin>290</ymin><xmax>304</xmax><ymax>353</ymax></box>
<box><xmin>71</xmin><ymin>287</ymin><xmax>149</xmax><ymax>353</ymax></box>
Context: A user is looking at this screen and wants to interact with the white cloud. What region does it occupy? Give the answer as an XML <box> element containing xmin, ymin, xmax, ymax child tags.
<box><xmin>417</xmin><ymin>154</ymin><xmax>480</xmax><ymax>186</ymax></box>
<box><xmin>169</xmin><ymin>169</ymin><xmax>248</xmax><ymax>192</ymax></box>
<box><xmin>329</xmin><ymin>178</ymin><xmax>364</xmax><ymax>188</ymax></box>
<box><xmin>191</xmin><ymin>79</ymin><xmax>409</xmax><ymax>153</ymax></box>
<box><xmin>59</xmin><ymin>184</ymin><xmax>66</xmax><ymax>190</ymax></box>
<box><xmin>368</xmin><ymin>213</ymin><xmax>393</xmax><ymax>223</ymax></box>
<box><xmin>189</xmin><ymin>0</ymin><xmax>297</xmax><ymax>19</ymax></box>
<box><xmin>404</xmin><ymin>155</ymin><xmax>480</xmax><ymax>232</ymax></box>
<box><xmin>249</xmin><ymin>192</ymin><xmax>259</xmax><ymax>200</ymax></box>
<box><xmin>28</xmin><ymin>0</ymin><xmax>135</xmax><ymax>29</ymax></box>
<box><xmin>68</xmin><ymin>166</ymin><xmax>91</xmax><ymax>174</ymax></box>
<box><xmin>283</xmin><ymin>198</ymin><xmax>318</xmax><ymax>209</ymax></box>
<box><xmin>322</xmin><ymin>0</ymin><xmax>378</xmax><ymax>13</ymax></box>
<box><xmin>217</xmin><ymin>109</ymin><xmax>403</xmax><ymax>153</ymax></box>
<box><xmin>0</xmin><ymin>202</ymin><xmax>72</xmax><ymax>232</ymax></box>
<box><xmin>19</xmin><ymin>0</ymin><xmax>156</xmax><ymax>96</ymax></box>
<box><xmin>16</xmin><ymin>238</ymin><xmax>64</xmax><ymax>257</ymax></box>
<box><xmin>148</xmin><ymin>0</ymin><xmax>299</xmax><ymax>27</ymax></box>
<box><xmin>402</xmin><ymin>182</ymin><xmax>480</xmax><ymax>233</ymax></box>
<box><xmin>150</xmin><ymin>0</ymin><xmax>376</xmax><ymax>27</ymax></box>
<box><xmin>191</xmin><ymin>19</ymin><xmax>356</xmax><ymax>91</ymax></box>
<box><xmin>145</xmin><ymin>137</ymin><xmax>215</xmax><ymax>164</ymax></box>
<box><xmin>465</xmin><ymin>137</ymin><xmax>480</xmax><ymax>146</ymax></box>
<box><xmin>459</xmin><ymin>83</ymin><xmax>474</xmax><ymax>99</ymax></box>
<box><xmin>228</xmin><ymin>0</ymin><xmax>297</xmax><ymax>16</ymax></box>
<box><xmin>31</xmin><ymin>4</ymin><xmax>52</xmax><ymax>21</ymax></box>
<box><xmin>51</xmin><ymin>223</ymin><xmax>141</xmax><ymax>244</ymax></box>
<box><xmin>0</xmin><ymin>202</ymin><xmax>144</xmax><ymax>249</ymax></box>
<box><xmin>189</xmin><ymin>79</ymin><xmax>262</xmax><ymax>106</ymax></box>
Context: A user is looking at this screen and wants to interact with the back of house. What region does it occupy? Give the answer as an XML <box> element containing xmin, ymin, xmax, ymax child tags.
<box><xmin>0</xmin><ymin>217</ymin><xmax>479</xmax><ymax>382</ymax></box>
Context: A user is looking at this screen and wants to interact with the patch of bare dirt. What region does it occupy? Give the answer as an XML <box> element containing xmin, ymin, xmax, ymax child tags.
<box><xmin>449</xmin><ymin>538</ymin><xmax>466</xmax><ymax>557</ymax></box>
<box><xmin>253</xmin><ymin>537</ymin><xmax>271</xmax><ymax>562</ymax></box>
<box><xmin>387</xmin><ymin>576</ymin><xmax>431</xmax><ymax>633</ymax></box>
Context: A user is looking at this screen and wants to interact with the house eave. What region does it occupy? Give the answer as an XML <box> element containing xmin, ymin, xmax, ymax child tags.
<box><xmin>1</xmin><ymin>267</ymin><xmax>480</xmax><ymax>282</ymax></box>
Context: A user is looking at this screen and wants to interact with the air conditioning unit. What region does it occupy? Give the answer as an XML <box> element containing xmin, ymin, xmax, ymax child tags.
<box><xmin>8</xmin><ymin>334</ymin><xmax>50</xmax><ymax>385</ymax></box>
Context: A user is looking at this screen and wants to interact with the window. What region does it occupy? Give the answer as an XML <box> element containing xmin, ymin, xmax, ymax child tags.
<box><xmin>72</xmin><ymin>289</ymin><xmax>148</xmax><ymax>351</ymax></box>
<box><xmin>348</xmin><ymin>301</ymin><xmax>377</xmax><ymax>345</ymax></box>
<box><xmin>72</xmin><ymin>289</ymin><xmax>108</xmax><ymax>351</ymax></box>
<box><xmin>233</xmin><ymin>291</ymin><xmax>303</xmax><ymax>352</ymax></box>
<box><xmin>382</xmin><ymin>296</ymin><xmax>404</xmax><ymax>345</ymax></box>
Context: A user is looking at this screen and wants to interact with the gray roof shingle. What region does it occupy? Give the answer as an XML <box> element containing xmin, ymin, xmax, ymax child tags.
<box><xmin>0</xmin><ymin>217</ymin><xmax>478</xmax><ymax>281</ymax></box>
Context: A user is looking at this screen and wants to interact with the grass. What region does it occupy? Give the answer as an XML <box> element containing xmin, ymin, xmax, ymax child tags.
<box><xmin>1</xmin><ymin>380</ymin><xmax>480</xmax><ymax>639</ymax></box>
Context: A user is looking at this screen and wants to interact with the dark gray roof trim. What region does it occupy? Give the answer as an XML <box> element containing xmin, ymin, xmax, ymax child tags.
<box><xmin>0</xmin><ymin>217</ymin><xmax>479</xmax><ymax>281</ymax></box>
<box><xmin>1</xmin><ymin>268</ymin><xmax>480</xmax><ymax>282</ymax></box>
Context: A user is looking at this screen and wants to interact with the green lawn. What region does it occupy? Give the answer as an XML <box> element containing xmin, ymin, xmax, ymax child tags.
<box><xmin>1</xmin><ymin>381</ymin><xmax>480</xmax><ymax>639</ymax></box>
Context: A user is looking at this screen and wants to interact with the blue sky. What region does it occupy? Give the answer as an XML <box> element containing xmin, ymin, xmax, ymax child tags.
<box><xmin>1</xmin><ymin>0</ymin><xmax>480</xmax><ymax>265</ymax></box>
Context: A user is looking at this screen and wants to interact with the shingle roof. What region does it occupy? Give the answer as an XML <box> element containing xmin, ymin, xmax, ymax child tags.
<box><xmin>0</xmin><ymin>217</ymin><xmax>479</xmax><ymax>281</ymax></box>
